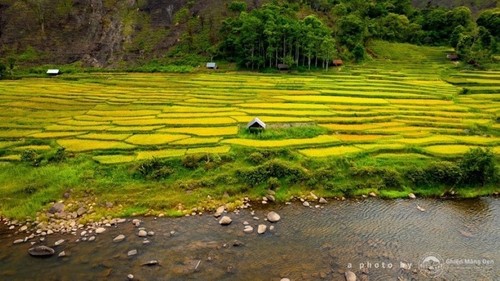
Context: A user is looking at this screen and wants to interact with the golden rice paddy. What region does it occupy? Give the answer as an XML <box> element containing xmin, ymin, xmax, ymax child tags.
<box><xmin>0</xmin><ymin>70</ymin><xmax>498</xmax><ymax>161</ymax></box>
<box><xmin>125</xmin><ymin>134</ymin><xmax>190</xmax><ymax>145</ymax></box>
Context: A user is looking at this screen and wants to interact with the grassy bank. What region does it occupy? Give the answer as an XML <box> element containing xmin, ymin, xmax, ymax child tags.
<box><xmin>0</xmin><ymin>146</ymin><xmax>498</xmax><ymax>221</ymax></box>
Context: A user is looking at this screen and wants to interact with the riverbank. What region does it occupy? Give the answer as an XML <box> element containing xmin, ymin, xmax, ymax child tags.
<box><xmin>1</xmin><ymin>198</ymin><xmax>499</xmax><ymax>280</ymax></box>
<box><xmin>0</xmin><ymin>146</ymin><xmax>498</xmax><ymax>222</ymax></box>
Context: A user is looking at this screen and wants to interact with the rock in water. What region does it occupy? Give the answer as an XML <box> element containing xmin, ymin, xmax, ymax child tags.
<box><xmin>303</xmin><ymin>201</ymin><xmax>310</xmax><ymax>207</ymax></box>
<box><xmin>127</xmin><ymin>274</ymin><xmax>134</xmax><ymax>280</ymax></box>
<box><xmin>54</xmin><ymin>239</ymin><xmax>65</xmax><ymax>246</ymax></box>
<box><xmin>95</xmin><ymin>227</ymin><xmax>106</xmax><ymax>234</ymax></box>
<box><xmin>128</xmin><ymin>249</ymin><xmax>138</xmax><ymax>257</ymax></box>
<box><xmin>137</xmin><ymin>230</ymin><xmax>147</xmax><ymax>237</ymax></box>
<box><xmin>267</xmin><ymin>211</ymin><xmax>281</xmax><ymax>223</ymax></box>
<box><xmin>345</xmin><ymin>271</ymin><xmax>357</xmax><ymax>281</ymax></box>
<box><xmin>219</xmin><ymin>216</ymin><xmax>232</xmax><ymax>225</ymax></box>
<box><xmin>214</xmin><ymin>206</ymin><xmax>225</xmax><ymax>217</ymax></box>
<box><xmin>243</xmin><ymin>226</ymin><xmax>253</xmax><ymax>233</ymax></box>
<box><xmin>28</xmin><ymin>246</ymin><xmax>55</xmax><ymax>257</ymax></box>
<box><xmin>113</xmin><ymin>234</ymin><xmax>125</xmax><ymax>242</ymax></box>
<box><xmin>58</xmin><ymin>251</ymin><xmax>66</xmax><ymax>258</ymax></box>
<box><xmin>408</xmin><ymin>193</ymin><xmax>416</xmax><ymax>199</ymax></box>
<box><xmin>319</xmin><ymin>197</ymin><xmax>328</xmax><ymax>204</ymax></box>
<box><xmin>257</xmin><ymin>224</ymin><xmax>267</xmax><ymax>234</ymax></box>
<box><xmin>142</xmin><ymin>260</ymin><xmax>159</xmax><ymax>266</ymax></box>
<box><xmin>281</xmin><ymin>279</ymin><xmax>290</xmax><ymax>281</ymax></box>
<box><xmin>417</xmin><ymin>205</ymin><xmax>426</xmax><ymax>212</ymax></box>
<box><xmin>13</xmin><ymin>239</ymin><xmax>24</xmax><ymax>244</ymax></box>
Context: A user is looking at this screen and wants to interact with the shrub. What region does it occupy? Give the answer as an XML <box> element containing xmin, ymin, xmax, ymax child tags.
<box><xmin>21</xmin><ymin>150</ymin><xmax>40</xmax><ymax>166</ymax></box>
<box><xmin>247</xmin><ymin>152</ymin><xmax>265</xmax><ymax>165</ymax></box>
<box><xmin>228</xmin><ymin>1</ymin><xmax>247</xmax><ymax>12</ymax></box>
<box><xmin>459</xmin><ymin>148</ymin><xmax>496</xmax><ymax>186</ymax></box>
<box><xmin>134</xmin><ymin>158</ymin><xmax>174</xmax><ymax>180</ymax></box>
<box><xmin>236</xmin><ymin>159</ymin><xmax>308</xmax><ymax>187</ymax></box>
<box><xmin>405</xmin><ymin>161</ymin><xmax>461</xmax><ymax>187</ymax></box>
<box><xmin>267</xmin><ymin>177</ymin><xmax>280</xmax><ymax>189</ymax></box>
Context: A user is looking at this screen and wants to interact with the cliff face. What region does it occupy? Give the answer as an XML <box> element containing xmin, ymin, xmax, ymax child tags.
<box><xmin>0</xmin><ymin>0</ymin><xmax>190</xmax><ymax>67</ymax></box>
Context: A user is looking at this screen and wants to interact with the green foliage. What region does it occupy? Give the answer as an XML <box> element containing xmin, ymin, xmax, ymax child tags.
<box><xmin>21</xmin><ymin>150</ymin><xmax>40</xmax><ymax>166</ymax></box>
<box><xmin>228</xmin><ymin>1</ymin><xmax>247</xmax><ymax>13</ymax></box>
<box><xmin>350</xmin><ymin>166</ymin><xmax>403</xmax><ymax>190</ymax></box>
<box><xmin>405</xmin><ymin>161</ymin><xmax>461</xmax><ymax>187</ymax></box>
<box><xmin>134</xmin><ymin>158</ymin><xmax>174</xmax><ymax>180</ymax></box>
<box><xmin>239</xmin><ymin>126</ymin><xmax>328</xmax><ymax>140</ymax></box>
<box><xmin>236</xmin><ymin>159</ymin><xmax>308</xmax><ymax>187</ymax></box>
<box><xmin>459</xmin><ymin>148</ymin><xmax>496</xmax><ymax>186</ymax></box>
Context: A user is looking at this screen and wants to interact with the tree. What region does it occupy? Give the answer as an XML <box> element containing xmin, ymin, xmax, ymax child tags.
<box><xmin>319</xmin><ymin>36</ymin><xmax>336</xmax><ymax>70</ymax></box>
<box><xmin>379</xmin><ymin>13</ymin><xmax>410</xmax><ymax>42</ymax></box>
<box><xmin>477</xmin><ymin>9</ymin><xmax>500</xmax><ymax>39</ymax></box>
<box><xmin>228</xmin><ymin>1</ymin><xmax>247</xmax><ymax>13</ymax></box>
<box><xmin>337</xmin><ymin>14</ymin><xmax>365</xmax><ymax>49</ymax></box>
<box><xmin>19</xmin><ymin>0</ymin><xmax>51</xmax><ymax>36</ymax></box>
<box><xmin>450</xmin><ymin>25</ymin><xmax>465</xmax><ymax>48</ymax></box>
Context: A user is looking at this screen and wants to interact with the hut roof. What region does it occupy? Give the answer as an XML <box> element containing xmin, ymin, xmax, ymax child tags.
<box><xmin>206</xmin><ymin>62</ymin><xmax>217</xmax><ymax>68</ymax></box>
<box><xmin>333</xmin><ymin>59</ymin><xmax>343</xmax><ymax>66</ymax></box>
<box><xmin>246</xmin><ymin>117</ymin><xmax>266</xmax><ymax>129</ymax></box>
<box><xmin>47</xmin><ymin>69</ymin><xmax>60</xmax><ymax>75</ymax></box>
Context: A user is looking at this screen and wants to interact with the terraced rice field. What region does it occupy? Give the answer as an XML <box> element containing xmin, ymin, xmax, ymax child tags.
<box><xmin>0</xmin><ymin>65</ymin><xmax>498</xmax><ymax>164</ymax></box>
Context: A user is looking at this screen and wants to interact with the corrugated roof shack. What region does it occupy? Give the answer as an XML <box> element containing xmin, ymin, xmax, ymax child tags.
<box><xmin>47</xmin><ymin>69</ymin><xmax>61</xmax><ymax>76</ymax></box>
<box><xmin>246</xmin><ymin>117</ymin><xmax>266</xmax><ymax>133</ymax></box>
<box><xmin>206</xmin><ymin>62</ymin><xmax>218</xmax><ymax>69</ymax></box>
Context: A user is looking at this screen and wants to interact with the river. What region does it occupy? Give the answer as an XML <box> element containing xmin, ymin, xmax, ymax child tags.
<box><xmin>0</xmin><ymin>198</ymin><xmax>498</xmax><ymax>281</ymax></box>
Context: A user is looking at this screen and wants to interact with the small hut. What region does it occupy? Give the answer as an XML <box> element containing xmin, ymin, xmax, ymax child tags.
<box><xmin>447</xmin><ymin>54</ymin><xmax>459</xmax><ymax>61</ymax></box>
<box><xmin>206</xmin><ymin>62</ymin><xmax>218</xmax><ymax>69</ymax></box>
<box><xmin>277</xmin><ymin>64</ymin><xmax>289</xmax><ymax>71</ymax></box>
<box><xmin>332</xmin><ymin>59</ymin><xmax>343</xmax><ymax>67</ymax></box>
<box><xmin>47</xmin><ymin>69</ymin><xmax>61</xmax><ymax>76</ymax></box>
<box><xmin>246</xmin><ymin>117</ymin><xmax>266</xmax><ymax>133</ymax></box>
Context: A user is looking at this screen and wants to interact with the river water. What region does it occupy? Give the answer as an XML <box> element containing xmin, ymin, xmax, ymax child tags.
<box><xmin>0</xmin><ymin>198</ymin><xmax>498</xmax><ymax>281</ymax></box>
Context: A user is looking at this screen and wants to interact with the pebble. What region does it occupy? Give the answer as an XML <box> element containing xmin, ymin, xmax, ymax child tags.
<box><xmin>281</xmin><ymin>279</ymin><xmax>291</xmax><ymax>281</ymax></box>
<box><xmin>369</xmin><ymin>192</ymin><xmax>377</xmax><ymax>197</ymax></box>
<box><xmin>81</xmin><ymin>231</ymin><xmax>87</xmax><ymax>236</ymax></box>
<box><xmin>214</xmin><ymin>206</ymin><xmax>225</xmax><ymax>217</ymax></box>
<box><xmin>13</xmin><ymin>239</ymin><xmax>24</xmax><ymax>244</ymax></box>
<box><xmin>345</xmin><ymin>271</ymin><xmax>357</xmax><ymax>281</ymax></box>
<box><xmin>147</xmin><ymin>231</ymin><xmax>155</xmax><ymax>236</ymax></box>
<box><xmin>127</xmin><ymin>249</ymin><xmax>138</xmax><ymax>257</ymax></box>
<box><xmin>269</xmin><ymin>225</ymin><xmax>275</xmax><ymax>231</ymax></box>
<box><xmin>143</xmin><ymin>240</ymin><xmax>151</xmax><ymax>245</ymax></box>
<box><xmin>303</xmin><ymin>201</ymin><xmax>310</xmax><ymax>207</ymax></box>
<box><xmin>127</xmin><ymin>274</ymin><xmax>134</xmax><ymax>280</ymax></box>
<box><xmin>95</xmin><ymin>227</ymin><xmax>106</xmax><ymax>234</ymax></box>
<box><xmin>409</xmin><ymin>193</ymin><xmax>416</xmax><ymax>199</ymax></box>
<box><xmin>137</xmin><ymin>230</ymin><xmax>147</xmax><ymax>237</ymax></box>
<box><xmin>319</xmin><ymin>197</ymin><xmax>328</xmax><ymax>204</ymax></box>
<box><xmin>267</xmin><ymin>211</ymin><xmax>281</xmax><ymax>223</ymax></box>
<box><xmin>19</xmin><ymin>225</ymin><xmax>28</xmax><ymax>232</ymax></box>
<box><xmin>113</xmin><ymin>234</ymin><xmax>125</xmax><ymax>242</ymax></box>
<box><xmin>243</xmin><ymin>221</ymin><xmax>249</xmax><ymax>225</ymax></box>
<box><xmin>243</xmin><ymin>226</ymin><xmax>254</xmax><ymax>233</ymax></box>
<box><xmin>54</xmin><ymin>239</ymin><xmax>65</xmax><ymax>246</ymax></box>
<box><xmin>58</xmin><ymin>251</ymin><xmax>66</xmax><ymax>257</ymax></box>
<box><xmin>219</xmin><ymin>216</ymin><xmax>232</xmax><ymax>225</ymax></box>
<box><xmin>88</xmin><ymin>236</ymin><xmax>96</xmax><ymax>242</ymax></box>
<box><xmin>257</xmin><ymin>224</ymin><xmax>267</xmax><ymax>234</ymax></box>
<box><xmin>47</xmin><ymin>229</ymin><xmax>54</xmax><ymax>235</ymax></box>
<box><xmin>132</xmin><ymin>219</ymin><xmax>141</xmax><ymax>227</ymax></box>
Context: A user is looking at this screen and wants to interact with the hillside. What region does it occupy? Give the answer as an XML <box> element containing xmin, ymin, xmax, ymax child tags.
<box><xmin>0</xmin><ymin>0</ymin><xmax>498</xmax><ymax>69</ymax></box>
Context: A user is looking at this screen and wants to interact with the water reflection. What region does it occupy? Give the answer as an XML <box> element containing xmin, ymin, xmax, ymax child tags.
<box><xmin>0</xmin><ymin>198</ymin><xmax>498</xmax><ymax>280</ymax></box>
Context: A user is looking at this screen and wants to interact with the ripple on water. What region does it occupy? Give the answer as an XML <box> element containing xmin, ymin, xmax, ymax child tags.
<box><xmin>0</xmin><ymin>198</ymin><xmax>499</xmax><ymax>280</ymax></box>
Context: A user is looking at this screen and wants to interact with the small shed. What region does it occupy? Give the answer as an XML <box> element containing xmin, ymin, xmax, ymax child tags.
<box><xmin>206</xmin><ymin>62</ymin><xmax>218</xmax><ymax>69</ymax></box>
<box><xmin>47</xmin><ymin>69</ymin><xmax>61</xmax><ymax>76</ymax></box>
<box><xmin>277</xmin><ymin>64</ymin><xmax>289</xmax><ymax>71</ymax></box>
<box><xmin>447</xmin><ymin>54</ymin><xmax>459</xmax><ymax>61</ymax></box>
<box><xmin>332</xmin><ymin>59</ymin><xmax>343</xmax><ymax>67</ymax></box>
<box><xmin>246</xmin><ymin>117</ymin><xmax>266</xmax><ymax>131</ymax></box>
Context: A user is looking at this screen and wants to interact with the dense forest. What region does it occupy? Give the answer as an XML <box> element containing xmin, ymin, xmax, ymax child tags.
<box><xmin>0</xmin><ymin>0</ymin><xmax>499</xmax><ymax>71</ymax></box>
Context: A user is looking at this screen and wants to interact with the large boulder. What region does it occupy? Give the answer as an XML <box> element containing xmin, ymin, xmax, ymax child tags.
<box><xmin>28</xmin><ymin>246</ymin><xmax>55</xmax><ymax>257</ymax></box>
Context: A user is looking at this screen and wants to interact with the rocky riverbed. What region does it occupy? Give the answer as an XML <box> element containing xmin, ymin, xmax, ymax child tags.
<box><xmin>1</xmin><ymin>197</ymin><xmax>499</xmax><ymax>280</ymax></box>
